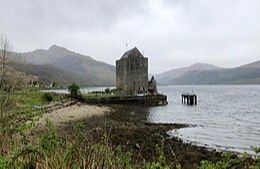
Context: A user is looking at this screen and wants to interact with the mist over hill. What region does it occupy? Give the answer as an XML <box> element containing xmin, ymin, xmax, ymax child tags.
<box><xmin>157</xmin><ymin>63</ymin><xmax>221</xmax><ymax>84</ymax></box>
<box><xmin>157</xmin><ymin>61</ymin><xmax>260</xmax><ymax>85</ymax></box>
<box><xmin>11</xmin><ymin>45</ymin><xmax>260</xmax><ymax>86</ymax></box>
<box><xmin>239</xmin><ymin>60</ymin><xmax>260</xmax><ymax>69</ymax></box>
<box><xmin>16</xmin><ymin>45</ymin><xmax>116</xmax><ymax>86</ymax></box>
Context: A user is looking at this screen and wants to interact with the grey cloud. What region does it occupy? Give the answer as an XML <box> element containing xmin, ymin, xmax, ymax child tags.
<box><xmin>0</xmin><ymin>0</ymin><xmax>147</xmax><ymax>31</ymax></box>
<box><xmin>0</xmin><ymin>0</ymin><xmax>260</xmax><ymax>73</ymax></box>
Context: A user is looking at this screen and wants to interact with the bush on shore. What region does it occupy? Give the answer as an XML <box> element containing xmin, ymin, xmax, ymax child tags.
<box><xmin>68</xmin><ymin>83</ymin><xmax>82</xmax><ymax>99</ymax></box>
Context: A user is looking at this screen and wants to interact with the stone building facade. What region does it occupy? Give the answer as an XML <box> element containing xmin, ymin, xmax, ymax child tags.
<box><xmin>116</xmin><ymin>47</ymin><xmax>148</xmax><ymax>94</ymax></box>
<box><xmin>148</xmin><ymin>76</ymin><xmax>158</xmax><ymax>94</ymax></box>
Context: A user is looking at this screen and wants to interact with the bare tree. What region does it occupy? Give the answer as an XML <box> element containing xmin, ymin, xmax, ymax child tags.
<box><xmin>0</xmin><ymin>35</ymin><xmax>11</xmax><ymax>127</ymax></box>
<box><xmin>0</xmin><ymin>35</ymin><xmax>30</xmax><ymax>154</ymax></box>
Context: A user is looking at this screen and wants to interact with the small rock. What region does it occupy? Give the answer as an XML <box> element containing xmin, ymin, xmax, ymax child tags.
<box><xmin>135</xmin><ymin>143</ymin><xmax>141</xmax><ymax>149</ymax></box>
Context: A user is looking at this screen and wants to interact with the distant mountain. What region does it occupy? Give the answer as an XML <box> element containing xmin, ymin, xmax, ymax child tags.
<box><xmin>17</xmin><ymin>45</ymin><xmax>116</xmax><ymax>86</ymax></box>
<box><xmin>170</xmin><ymin>67</ymin><xmax>260</xmax><ymax>85</ymax></box>
<box><xmin>158</xmin><ymin>61</ymin><xmax>260</xmax><ymax>85</ymax></box>
<box><xmin>157</xmin><ymin>63</ymin><xmax>221</xmax><ymax>84</ymax></box>
<box><xmin>13</xmin><ymin>45</ymin><xmax>260</xmax><ymax>86</ymax></box>
<box><xmin>239</xmin><ymin>60</ymin><xmax>260</xmax><ymax>68</ymax></box>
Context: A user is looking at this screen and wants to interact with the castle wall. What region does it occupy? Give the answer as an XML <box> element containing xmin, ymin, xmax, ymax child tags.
<box><xmin>116</xmin><ymin>51</ymin><xmax>148</xmax><ymax>94</ymax></box>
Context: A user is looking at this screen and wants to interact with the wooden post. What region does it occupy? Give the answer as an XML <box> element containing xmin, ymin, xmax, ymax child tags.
<box><xmin>190</xmin><ymin>96</ymin><xmax>194</xmax><ymax>105</ymax></box>
<box><xmin>181</xmin><ymin>93</ymin><xmax>197</xmax><ymax>105</ymax></box>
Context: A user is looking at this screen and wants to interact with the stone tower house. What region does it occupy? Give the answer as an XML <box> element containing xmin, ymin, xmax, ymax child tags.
<box><xmin>116</xmin><ymin>47</ymin><xmax>148</xmax><ymax>94</ymax></box>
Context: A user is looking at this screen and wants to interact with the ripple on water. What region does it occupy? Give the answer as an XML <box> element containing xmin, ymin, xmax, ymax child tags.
<box><xmin>149</xmin><ymin>85</ymin><xmax>260</xmax><ymax>155</ymax></box>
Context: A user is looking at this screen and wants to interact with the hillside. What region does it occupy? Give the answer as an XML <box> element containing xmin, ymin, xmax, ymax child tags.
<box><xmin>13</xmin><ymin>64</ymin><xmax>90</xmax><ymax>86</ymax></box>
<box><xmin>17</xmin><ymin>45</ymin><xmax>116</xmax><ymax>86</ymax></box>
<box><xmin>157</xmin><ymin>61</ymin><xmax>260</xmax><ymax>85</ymax></box>
<box><xmin>239</xmin><ymin>60</ymin><xmax>260</xmax><ymax>68</ymax></box>
<box><xmin>169</xmin><ymin>68</ymin><xmax>260</xmax><ymax>85</ymax></box>
<box><xmin>157</xmin><ymin>63</ymin><xmax>221</xmax><ymax>84</ymax></box>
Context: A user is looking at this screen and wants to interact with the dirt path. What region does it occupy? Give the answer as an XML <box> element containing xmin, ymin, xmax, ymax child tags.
<box><xmin>38</xmin><ymin>103</ymin><xmax>110</xmax><ymax>127</ymax></box>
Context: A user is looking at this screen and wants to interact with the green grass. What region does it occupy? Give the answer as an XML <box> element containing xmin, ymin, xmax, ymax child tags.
<box><xmin>199</xmin><ymin>151</ymin><xmax>260</xmax><ymax>169</ymax></box>
<box><xmin>11</xmin><ymin>89</ymin><xmax>69</xmax><ymax>108</ymax></box>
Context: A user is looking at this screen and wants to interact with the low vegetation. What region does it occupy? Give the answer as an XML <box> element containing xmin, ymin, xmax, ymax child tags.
<box><xmin>0</xmin><ymin>118</ymin><xmax>178</xmax><ymax>169</ymax></box>
<box><xmin>199</xmin><ymin>151</ymin><xmax>260</xmax><ymax>169</ymax></box>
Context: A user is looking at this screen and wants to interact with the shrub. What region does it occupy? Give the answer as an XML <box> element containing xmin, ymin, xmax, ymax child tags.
<box><xmin>42</xmin><ymin>92</ymin><xmax>53</xmax><ymax>103</ymax></box>
<box><xmin>68</xmin><ymin>83</ymin><xmax>81</xmax><ymax>99</ymax></box>
<box><xmin>105</xmin><ymin>88</ymin><xmax>111</xmax><ymax>94</ymax></box>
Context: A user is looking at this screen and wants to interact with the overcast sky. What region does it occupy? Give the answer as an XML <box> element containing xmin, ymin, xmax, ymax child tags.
<box><xmin>1</xmin><ymin>0</ymin><xmax>260</xmax><ymax>73</ymax></box>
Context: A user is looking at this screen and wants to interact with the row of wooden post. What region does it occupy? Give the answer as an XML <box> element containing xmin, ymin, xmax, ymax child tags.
<box><xmin>181</xmin><ymin>94</ymin><xmax>197</xmax><ymax>105</ymax></box>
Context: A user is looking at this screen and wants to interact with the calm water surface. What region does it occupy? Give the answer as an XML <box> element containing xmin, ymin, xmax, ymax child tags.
<box><xmin>148</xmin><ymin>85</ymin><xmax>260</xmax><ymax>155</ymax></box>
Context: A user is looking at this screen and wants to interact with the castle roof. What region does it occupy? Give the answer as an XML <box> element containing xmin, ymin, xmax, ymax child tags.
<box><xmin>121</xmin><ymin>47</ymin><xmax>144</xmax><ymax>59</ymax></box>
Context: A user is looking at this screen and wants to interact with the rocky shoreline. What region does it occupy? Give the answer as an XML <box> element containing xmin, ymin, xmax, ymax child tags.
<box><xmin>53</xmin><ymin>104</ymin><xmax>223</xmax><ymax>169</ymax></box>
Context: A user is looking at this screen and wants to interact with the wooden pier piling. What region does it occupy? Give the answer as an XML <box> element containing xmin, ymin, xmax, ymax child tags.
<box><xmin>181</xmin><ymin>93</ymin><xmax>197</xmax><ymax>105</ymax></box>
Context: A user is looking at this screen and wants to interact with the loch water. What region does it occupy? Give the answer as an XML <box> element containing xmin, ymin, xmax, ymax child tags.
<box><xmin>148</xmin><ymin>85</ymin><xmax>260</xmax><ymax>155</ymax></box>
